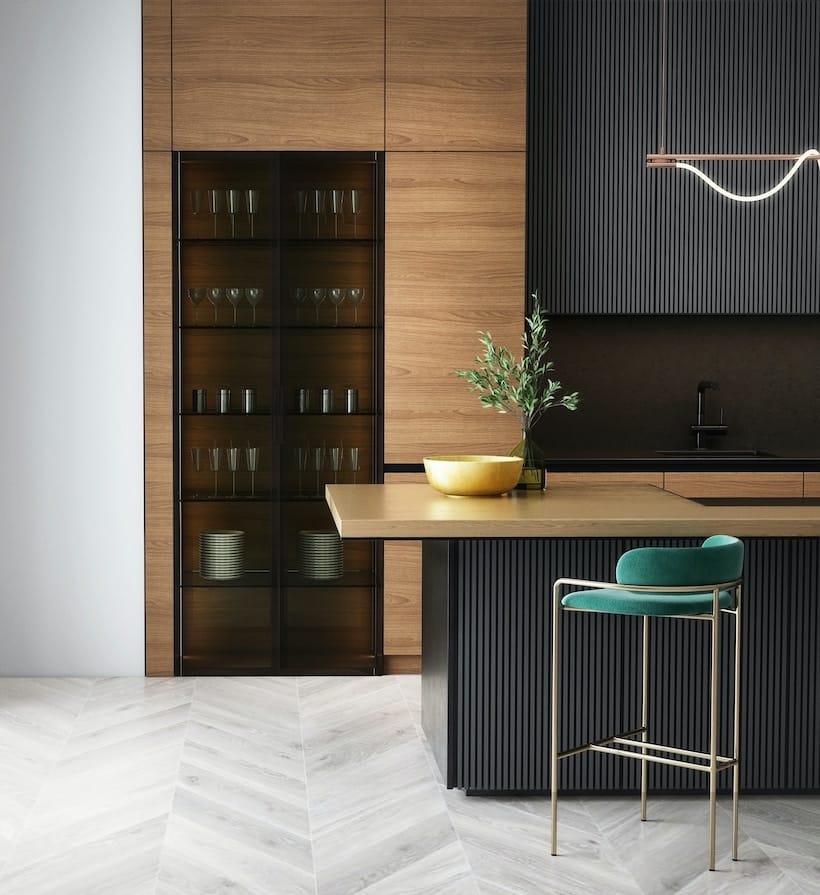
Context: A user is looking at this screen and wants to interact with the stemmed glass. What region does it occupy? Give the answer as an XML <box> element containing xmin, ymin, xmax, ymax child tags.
<box><xmin>227</xmin><ymin>446</ymin><xmax>239</xmax><ymax>497</ymax></box>
<box><xmin>349</xmin><ymin>189</ymin><xmax>363</xmax><ymax>236</ymax></box>
<box><xmin>208</xmin><ymin>447</ymin><xmax>221</xmax><ymax>497</ymax></box>
<box><xmin>245</xmin><ymin>188</ymin><xmax>261</xmax><ymax>237</ymax></box>
<box><xmin>293</xmin><ymin>190</ymin><xmax>307</xmax><ymax>237</ymax></box>
<box><xmin>329</xmin><ymin>446</ymin><xmax>344</xmax><ymax>483</ymax></box>
<box><xmin>309</xmin><ymin>188</ymin><xmax>325</xmax><ymax>238</ymax></box>
<box><xmin>347</xmin><ymin>287</ymin><xmax>366</xmax><ymax>324</ymax></box>
<box><xmin>207</xmin><ymin>189</ymin><xmax>222</xmax><ymax>237</ymax></box>
<box><xmin>294</xmin><ymin>446</ymin><xmax>308</xmax><ymax>496</ymax></box>
<box><xmin>349</xmin><ymin>447</ymin><xmax>361</xmax><ymax>484</ymax></box>
<box><xmin>245</xmin><ymin>287</ymin><xmax>263</xmax><ymax>325</ymax></box>
<box><xmin>189</xmin><ymin>189</ymin><xmax>203</xmax><ymax>235</ymax></box>
<box><xmin>312</xmin><ymin>445</ymin><xmax>325</xmax><ymax>495</ymax></box>
<box><xmin>291</xmin><ymin>286</ymin><xmax>308</xmax><ymax>323</ymax></box>
<box><xmin>190</xmin><ymin>446</ymin><xmax>204</xmax><ymax>496</ymax></box>
<box><xmin>186</xmin><ymin>287</ymin><xmax>205</xmax><ymax>324</ymax></box>
<box><xmin>226</xmin><ymin>189</ymin><xmax>241</xmax><ymax>238</ymax></box>
<box><xmin>226</xmin><ymin>287</ymin><xmax>243</xmax><ymax>325</ymax></box>
<box><xmin>245</xmin><ymin>445</ymin><xmax>259</xmax><ymax>497</ymax></box>
<box><xmin>206</xmin><ymin>287</ymin><xmax>224</xmax><ymax>325</ymax></box>
<box><xmin>310</xmin><ymin>287</ymin><xmax>326</xmax><ymax>324</ymax></box>
<box><xmin>328</xmin><ymin>287</ymin><xmax>345</xmax><ymax>325</ymax></box>
<box><xmin>328</xmin><ymin>188</ymin><xmax>345</xmax><ymax>238</ymax></box>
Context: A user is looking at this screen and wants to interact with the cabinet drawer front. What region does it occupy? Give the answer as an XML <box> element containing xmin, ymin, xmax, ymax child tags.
<box><xmin>663</xmin><ymin>472</ymin><xmax>803</xmax><ymax>498</ymax></box>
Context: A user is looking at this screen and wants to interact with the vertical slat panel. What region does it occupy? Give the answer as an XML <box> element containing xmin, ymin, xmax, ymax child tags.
<box><xmin>527</xmin><ymin>0</ymin><xmax>820</xmax><ymax>315</ymax></box>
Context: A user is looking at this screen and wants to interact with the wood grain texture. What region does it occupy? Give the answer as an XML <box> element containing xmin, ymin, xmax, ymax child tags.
<box><xmin>549</xmin><ymin>471</ymin><xmax>664</xmax><ymax>488</ymax></box>
<box><xmin>144</xmin><ymin>152</ymin><xmax>175</xmax><ymax>676</ymax></box>
<box><xmin>172</xmin><ymin>0</ymin><xmax>385</xmax><ymax>150</ymax></box>
<box><xmin>385</xmin><ymin>151</ymin><xmax>525</xmax><ymax>463</ymax></box>
<box><xmin>383</xmin><ymin>654</ymin><xmax>422</xmax><ymax>673</ymax></box>
<box><xmin>803</xmin><ymin>472</ymin><xmax>820</xmax><ymax>497</ymax></box>
<box><xmin>143</xmin><ymin>0</ymin><xmax>172</xmax><ymax>149</ymax></box>
<box><xmin>383</xmin><ymin>473</ymin><xmax>426</xmax><ymax>659</ymax></box>
<box><xmin>663</xmin><ymin>472</ymin><xmax>804</xmax><ymax>498</ymax></box>
<box><xmin>386</xmin><ymin>0</ymin><xmax>526</xmax><ymax>150</ymax></box>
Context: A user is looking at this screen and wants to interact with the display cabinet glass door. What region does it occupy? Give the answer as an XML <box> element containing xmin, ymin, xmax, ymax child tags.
<box><xmin>175</xmin><ymin>151</ymin><xmax>383</xmax><ymax>676</ymax></box>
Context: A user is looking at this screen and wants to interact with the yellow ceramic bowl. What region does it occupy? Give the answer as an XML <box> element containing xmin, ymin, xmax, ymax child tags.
<box><xmin>423</xmin><ymin>454</ymin><xmax>523</xmax><ymax>497</ymax></box>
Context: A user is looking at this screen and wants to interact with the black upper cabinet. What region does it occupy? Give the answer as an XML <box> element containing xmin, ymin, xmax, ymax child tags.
<box><xmin>527</xmin><ymin>0</ymin><xmax>820</xmax><ymax>315</ymax></box>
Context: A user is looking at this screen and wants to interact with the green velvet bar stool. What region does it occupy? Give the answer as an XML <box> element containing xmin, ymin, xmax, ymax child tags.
<box><xmin>550</xmin><ymin>535</ymin><xmax>744</xmax><ymax>871</ymax></box>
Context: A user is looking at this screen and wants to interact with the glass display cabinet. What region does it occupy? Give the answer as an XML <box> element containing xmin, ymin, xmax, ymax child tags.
<box><xmin>175</xmin><ymin>151</ymin><xmax>384</xmax><ymax>675</ymax></box>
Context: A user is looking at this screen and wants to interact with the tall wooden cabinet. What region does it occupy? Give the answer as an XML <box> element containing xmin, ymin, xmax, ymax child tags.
<box><xmin>143</xmin><ymin>0</ymin><xmax>528</xmax><ymax>675</ymax></box>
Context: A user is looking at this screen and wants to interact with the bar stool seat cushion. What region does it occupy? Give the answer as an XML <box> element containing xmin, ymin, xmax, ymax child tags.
<box><xmin>561</xmin><ymin>586</ymin><xmax>735</xmax><ymax>616</ymax></box>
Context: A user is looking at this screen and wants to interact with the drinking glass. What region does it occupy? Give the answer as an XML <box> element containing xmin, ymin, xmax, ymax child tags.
<box><xmin>329</xmin><ymin>446</ymin><xmax>344</xmax><ymax>483</ymax></box>
<box><xmin>227</xmin><ymin>446</ymin><xmax>239</xmax><ymax>497</ymax></box>
<box><xmin>349</xmin><ymin>188</ymin><xmax>363</xmax><ymax>236</ymax></box>
<box><xmin>189</xmin><ymin>189</ymin><xmax>203</xmax><ymax>235</ymax></box>
<box><xmin>328</xmin><ymin>188</ymin><xmax>345</xmax><ymax>238</ymax></box>
<box><xmin>293</xmin><ymin>446</ymin><xmax>308</xmax><ymax>496</ymax></box>
<box><xmin>245</xmin><ymin>445</ymin><xmax>259</xmax><ymax>497</ymax></box>
<box><xmin>226</xmin><ymin>287</ymin><xmax>244</xmax><ymax>325</ymax></box>
<box><xmin>293</xmin><ymin>189</ymin><xmax>308</xmax><ymax>237</ymax></box>
<box><xmin>309</xmin><ymin>287</ymin><xmax>326</xmax><ymax>324</ymax></box>
<box><xmin>207</xmin><ymin>188</ymin><xmax>223</xmax><ymax>237</ymax></box>
<box><xmin>309</xmin><ymin>188</ymin><xmax>325</xmax><ymax>238</ymax></box>
<box><xmin>291</xmin><ymin>286</ymin><xmax>308</xmax><ymax>323</ymax></box>
<box><xmin>328</xmin><ymin>287</ymin><xmax>345</xmax><ymax>325</ymax></box>
<box><xmin>208</xmin><ymin>447</ymin><xmax>221</xmax><ymax>497</ymax></box>
<box><xmin>190</xmin><ymin>446</ymin><xmax>204</xmax><ymax>496</ymax></box>
<box><xmin>245</xmin><ymin>287</ymin><xmax>263</xmax><ymax>325</ymax></box>
<box><xmin>226</xmin><ymin>188</ymin><xmax>241</xmax><ymax>238</ymax></box>
<box><xmin>244</xmin><ymin>188</ymin><xmax>261</xmax><ymax>237</ymax></box>
<box><xmin>186</xmin><ymin>287</ymin><xmax>206</xmax><ymax>324</ymax></box>
<box><xmin>347</xmin><ymin>287</ymin><xmax>366</xmax><ymax>324</ymax></box>
<box><xmin>349</xmin><ymin>447</ymin><xmax>361</xmax><ymax>484</ymax></box>
<box><xmin>206</xmin><ymin>287</ymin><xmax>224</xmax><ymax>325</ymax></box>
<box><xmin>312</xmin><ymin>445</ymin><xmax>325</xmax><ymax>495</ymax></box>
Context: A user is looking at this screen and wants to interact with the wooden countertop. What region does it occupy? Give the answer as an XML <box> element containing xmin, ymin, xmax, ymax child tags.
<box><xmin>326</xmin><ymin>483</ymin><xmax>820</xmax><ymax>539</ymax></box>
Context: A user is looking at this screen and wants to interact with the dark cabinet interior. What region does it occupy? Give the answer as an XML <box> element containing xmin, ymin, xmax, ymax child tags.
<box><xmin>175</xmin><ymin>151</ymin><xmax>384</xmax><ymax>675</ymax></box>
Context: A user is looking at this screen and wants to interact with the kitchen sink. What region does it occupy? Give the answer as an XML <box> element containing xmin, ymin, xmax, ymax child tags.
<box><xmin>655</xmin><ymin>449</ymin><xmax>778</xmax><ymax>458</ymax></box>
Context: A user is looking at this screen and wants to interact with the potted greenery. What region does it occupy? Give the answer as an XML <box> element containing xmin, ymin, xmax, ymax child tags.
<box><xmin>455</xmin><ymin>291</ymin><xmax>580</xmax><ymax>489</ymax></box>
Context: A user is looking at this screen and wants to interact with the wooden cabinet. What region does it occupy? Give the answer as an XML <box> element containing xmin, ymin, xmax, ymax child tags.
<box><xmin>549</xmin><ymin>472</ymin><xmax>664</xmax><ymax>488</ymax></box>
<box><xmin>171</xmin><ymin>0</ymin><xmax>385</xmax><ymax>150</ymax></box>
<box><xmin>385</xmin><ymin>151</ymin><xmax>525</xmax><ymax>462</ymax></box>
<box><xmin>663</xmin><ymin>472</ymin><xmax>804</xmax><ymax>498</ymax></box>
<box><xmin>386</xmin><ymin>0</ymin><xmax>526</xmax><ymax>150</ymax></box>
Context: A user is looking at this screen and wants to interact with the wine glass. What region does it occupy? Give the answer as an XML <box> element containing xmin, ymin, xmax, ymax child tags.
<box><xmin>208</xmin><ymin>446</ymin><xmax>221</xmax><ymax>497</ymax></box>
<box><xmin>226</xmin><ymin>287</ymin><xmax>244</xmax><ymax>325</ymax></box>
<box><xmin>206</xmin><ymin>287</ymin><xmax>224</xmax><ymax>325</ymax></box>
<box><xmin>309</xmin><ymin>287</ymin><xmax>326</xmax><ymax>324</ymax></box>
<box><xmin>311</xmin><ymin>445</ymin><xmax>325</xmax><ymax>495</ymax></box>
<box><xmin>227</xmin><ymin>446</ymin><xmax>239</xmax><ymax>497</ymax></box>
<box><xmin>328</xmin><ymin>287</ymin><xmax>345</xmax><ymax>325</ymax></box>
<box><xmin>245</xmin><ymin>445</ymin><xmax>259</xmax><ymax>497</ymax></box>
<box><xmin>190</xmin><ymin>446</ymin><xmax>204</xmax><ymax>496</ymax></box>
<box><xmin>328</xmin><ymin>188</ymin><xmax>345</xmax><ymax>238</ymax></box>
<box><xmin>245</xmin><ymin>188</ymin><xmax>261</xmax><ymax>237</ymax></box>
<box><xmin>293</xmin><ymin>189</ymin><xmax>307</xmax><ymax>237</ymax></box>
<box><xmin>226</xmin><ymin>188</ymin><xmax>241</xmax><ymax>238</ymax></box>
<box><xmin>207</xmin><ymin>188</ymin><xmax>222</xmax><ymax>237</ymax></box>
<box><xmin>347</xmin><ymin>287</ymin><xmax>366</xmax><ymax>324</ymax></box>
<box><xmin>291</xmin><ymin>286</ymin><xmax>308</xmax><ymax>323</ymax></box>
<box><xmin>349</xmin><ymin>188</ymin><xmax>363</xmax><ymax>236</ymax></box>
<box><xmin>293</xmin><ymin>446</ymin><xmax>308</xmax><ymax>496</ymax></box>
<box><xmin>329</xmin><ymin>446</ymin><xmax>344</xmax><ymax>483</ymax></box>
<box><xmin>349</xmin><ymin>447</ymin><xmax>361</xmax><ymax>484</ymax></box>
<box><xmin>245</xmin><ymin>287</ymin><xmax>263</xmax><ymax>325</ymax></box>
<box><xmin>189</xmin><ymin>189</ymin><xmax>203</xmax><ymax>235</ymax></box>
<box><xmin>186</xmin><ymin>287</ymin><xmax>205</xmax><ymax>324</ymax></box>
<box><xmin>309</xmin><ymin>188</ymin><xmax>325</xmax><ymax>238</ymax></box>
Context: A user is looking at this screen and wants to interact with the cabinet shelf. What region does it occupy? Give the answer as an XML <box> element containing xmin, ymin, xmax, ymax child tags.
<box><xmin>181</xmin><ymin>324</ymin><xmax>275</xmax><ymax>332</ymax></box>
<box><xmin>182</xmin><ymin>570</ymin><xmax>274</xmax><ymax>587</ymax></box>
<box><xmin>182</xmin><ymin>493</ymin><xmax>275</xmax><ymax>502</ymax></box>
<box><xmin>285</xmin><ymin>570</ymin><xmax>374</xmax><ymax>588</ymax></box>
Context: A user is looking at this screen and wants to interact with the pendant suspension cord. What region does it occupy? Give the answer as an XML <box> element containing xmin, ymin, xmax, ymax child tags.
<box><xmin>659</xmin><ymin>0</ymin><xmax>668</xmax><ymax>155</ymax></box>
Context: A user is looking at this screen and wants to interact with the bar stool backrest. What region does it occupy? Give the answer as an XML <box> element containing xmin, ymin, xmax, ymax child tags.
<box><xmin>615</xmin><ymin>535</ymin><xmax>744</xmax><ymax>588</ymax></box>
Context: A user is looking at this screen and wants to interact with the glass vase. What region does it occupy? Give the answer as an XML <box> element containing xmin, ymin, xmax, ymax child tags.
<box><xmin>511</xmin><ymin>429</ymin><xmax>547</xmax><ymax>491</ymax></box>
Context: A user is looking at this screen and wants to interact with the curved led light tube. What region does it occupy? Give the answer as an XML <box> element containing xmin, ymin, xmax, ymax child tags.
<box><xmin>675</xmin><ymin>149</ymin><xmax>820</xmax><ymax>203</ymax></box>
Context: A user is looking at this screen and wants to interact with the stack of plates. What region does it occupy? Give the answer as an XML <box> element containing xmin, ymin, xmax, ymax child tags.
<box><xmin>200</xmin><ymin>529</ymin><xmax>245</xmax><ymax>580</ymax></box>
<box><xmin>298</xmin><ymin>530</ymin><xmax>343</xmax><ymax>580</ymax></box>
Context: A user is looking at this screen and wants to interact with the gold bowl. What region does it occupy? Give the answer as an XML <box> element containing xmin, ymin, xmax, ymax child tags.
<box><xmin>423</xmin><ymin>454</ymin><xmax>523</xmax><ymax>497</ymax></box>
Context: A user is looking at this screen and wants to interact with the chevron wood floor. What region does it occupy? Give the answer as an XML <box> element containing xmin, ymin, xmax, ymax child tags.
<box><xmin>0</xmin><ymin>676</ymin><xmax>817</xmax><ymax>894</ymax></box>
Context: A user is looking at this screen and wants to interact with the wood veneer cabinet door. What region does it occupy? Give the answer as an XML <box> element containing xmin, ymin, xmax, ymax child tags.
<box><xmin>143</xmin><ymin>0</ymin><xmax>171</xmax><ymax>150</ymax></box>
<box><xmin>804</xmin><ymin>473</ymin><xmax>820</xmax><ymax>496</ymax></box>
<box><xmin>172</xmin><ymin>0</ymin><xmax>385</xmax><ymax>150</ymax></box>
<box><xmin>385</xmin><ymin>152</ymin><xmax>525</xmax><ymax>462</ymax></box>
<box><xmin>549</xmin><ymin>472</ymin><xmax>664</xmax><ymax>488</ymax></box>
<box><xmin>663</xmin><ymin>471</ymin><xmax>804</xmax><ymax>498</ymax></box>
<box><xmin>144</xmin><ymin>152</ymin><xmax>175</xmax><ymax>676</ymax></box>
<box><xmin>386</xmin><ymin>0</ymin><xmax>526</xmax><ymax>150</ymax></box>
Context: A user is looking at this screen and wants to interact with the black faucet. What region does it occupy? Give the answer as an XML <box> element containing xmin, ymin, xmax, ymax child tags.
<box><xmin>691</xmin><ymin>380</ymin><xmax>728</xmax><ymax>450</ymax></box>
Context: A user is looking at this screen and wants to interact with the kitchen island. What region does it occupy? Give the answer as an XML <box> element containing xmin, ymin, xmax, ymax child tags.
<box><xmin>327</xmin><ymin>483</ymin><xmax>820</xmax><ymax>794</ymax></box>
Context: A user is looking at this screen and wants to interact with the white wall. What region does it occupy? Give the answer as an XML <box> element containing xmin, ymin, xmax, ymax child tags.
<box><xmin>0</xmin><ymin>0</ymin><xmax>145</xmax><ymax>673</ymax></box>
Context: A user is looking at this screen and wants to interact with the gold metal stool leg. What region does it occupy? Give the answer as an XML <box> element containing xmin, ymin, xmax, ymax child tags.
<box><xmin>641</xmin><ymin>615</ymin><xmax>649</xmax><ymax>821</ymax></box>
<box><xmin>551</xmin><ymin>582</ymin><xmax>561</xmax><ymax>855</ymax></box>
<box><xmin>732</xmin><ymin>584</ymin><xmax>742</xmax><ymax>860</ymax></box>
<box><xmin>708</xmin><ymin>591</ymin><xmax>721</xmax><ymax>871</ymax></box>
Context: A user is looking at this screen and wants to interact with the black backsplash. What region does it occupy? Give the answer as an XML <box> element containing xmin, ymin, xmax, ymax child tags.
<box><xmin>533</xmin><ymin>315</ymin><xmax>820</xmax><ymax>455</ymax></box>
